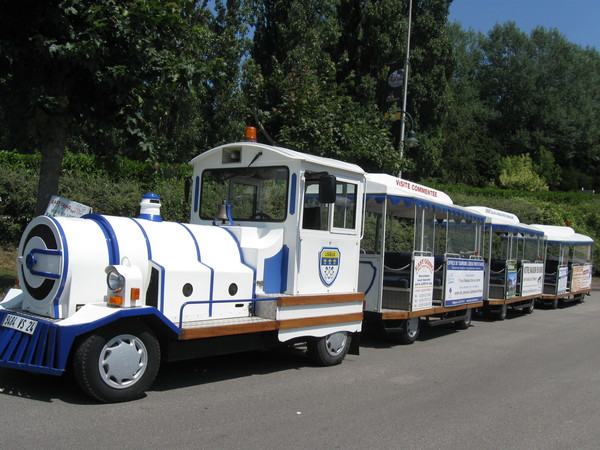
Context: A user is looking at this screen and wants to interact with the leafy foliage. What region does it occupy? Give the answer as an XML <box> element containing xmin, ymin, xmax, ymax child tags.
<box><xmin>1</xmin><ymin>1</ymin><xmax>600</xmax><ymax>215</ymax></box>
<box><xmin>498</xmin><ymin>153</ymin><xmax>549</xmax><ymax>191</ymax></box>
<box><xmin>443</xmin><ymin>22</ymin><xmax>600</xmax><ymax>190</ymax></box>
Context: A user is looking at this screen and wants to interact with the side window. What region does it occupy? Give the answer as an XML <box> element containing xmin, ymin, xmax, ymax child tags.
<box><xmin>333</xmin><ymin>182</ymin><xmax>357</xmax><ymax>230</ymax></box>
<box><xmin>302</xmin><ymin>180</ymin><xmax>328</xmax><ymax>230</ymax></box>
<box><xmin>302</xmin><ymin>178</ymin><xmax>358</xmax><ymax>232</ymax></box>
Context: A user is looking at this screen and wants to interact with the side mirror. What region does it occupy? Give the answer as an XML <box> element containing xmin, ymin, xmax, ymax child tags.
<box><xmin>319</xmin><ymin>175</ymin><xmax>337</xmax><ymax>204</ymax></box>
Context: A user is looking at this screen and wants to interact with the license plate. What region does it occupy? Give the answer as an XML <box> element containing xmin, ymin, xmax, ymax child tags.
<box><xmin>2</xmin><ymin>314</ymin><xmax>38</xmax><ymax>335</ymax></box>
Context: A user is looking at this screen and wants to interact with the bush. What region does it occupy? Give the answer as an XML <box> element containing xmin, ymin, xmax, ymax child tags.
<box><xmin>497</xmin><ymin>154</ymin><xmax>548</xmax><ymax>191</ymax></box>
<box><xmin>0</xmin><ymin>158</ymin><xmax>192</xmax><ymax>245</ymax></box>
<box><xmin>151</xmin><ymin>177</ymin><xmax>191</xmax><ymax>223</ymax></box>
<box><xmin>0</xmin><ymin>165</ymin><xmax>37</xmax><ymax>243</ymax></box>
<box><xmin>440</xmin><ymin>184</ymin><xmax>600</xmax><ymax>275</ymax></box>
<box><xmin>58</xmin><ymin>174</ymin><xmax>143</xmax><ymax>217</ymax></box>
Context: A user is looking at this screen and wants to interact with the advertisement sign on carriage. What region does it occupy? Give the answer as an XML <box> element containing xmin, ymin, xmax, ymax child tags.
<box><xmin>444</xmin><ymin>258</ymin><xmax>485</xmax><ymax>307</ymax></box>
<box><xmin>505</xmin><ymin>261</ymin><xmax>518</xmax><ymax>299</ymax></box>
<box><xmin>521</xmin><ymin>263</ymin><xmax>544</xmax><ymax>296</ymax></box>
<box><xmin>571</xmin><ymin>264</ymin><xmax>592</xmax><ymax>292</ymax></box>
<box><xmin>411</xmin><ymin>255</ymin><xmax>434</xmax><ymax>311</ymax></box>
<box><xmin>557</xmin><ymin>267</ymin><xmax>568</xmax><ymax>295</ymax></box>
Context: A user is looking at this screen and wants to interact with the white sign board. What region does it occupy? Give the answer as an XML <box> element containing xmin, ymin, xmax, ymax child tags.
<box><xmin>571</xmin><ymin>264</ymin><xmax>592</xmax><ymax>292</ymax></box>
<box><xmin>411</xmin><ymin>256</ymin><xmax>434</xmax><ymax>311</ymax></box>
<box><xmin>45</xmin><ymin>195</ymin><xmax>92</xmax><ymax>218</ymax></box>
<box><xmin>557</xmin><ymin>266</ymin><xmax>568</xmax><ymax>295</ymax></box>
<box><xmin>444</xmin><ymin>258</ymin><xmax>484</xmax><ymax>307</ymax></box>
<box><xmin>521</xmin><ymin>263</ymin><xmax>544</xmax><ymax>296</ymax></box>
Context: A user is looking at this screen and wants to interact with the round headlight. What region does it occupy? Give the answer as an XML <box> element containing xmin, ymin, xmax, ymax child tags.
<box><xmin>107</xmin><ymin>269</ymin><xmax>124</xmax><ymax>292</ymax></box>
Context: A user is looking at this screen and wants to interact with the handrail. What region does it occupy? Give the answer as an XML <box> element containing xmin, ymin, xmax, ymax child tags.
<box><xmin>384</xmin><ymin>264</ymin><xmax>411</xmax><ymax>272</ymax></box>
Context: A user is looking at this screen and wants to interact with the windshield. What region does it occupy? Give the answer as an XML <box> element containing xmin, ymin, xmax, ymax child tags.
<box><xmin>200</xmin><ymin>166</ymin><xmax>289</xmax><ymax>222</ymax></box>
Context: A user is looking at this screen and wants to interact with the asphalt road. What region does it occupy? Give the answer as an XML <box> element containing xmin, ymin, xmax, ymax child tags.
<box><xmin>1</xmin><ymin>293</ymin><xmax>599</xmax><ymax>450</ymax></box>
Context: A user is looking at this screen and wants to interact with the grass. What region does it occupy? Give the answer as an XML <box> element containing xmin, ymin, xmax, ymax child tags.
<box><xmin>0</xmin><ymin>244</ymin><xmax>18</xmax><ymax>297</ymax></box>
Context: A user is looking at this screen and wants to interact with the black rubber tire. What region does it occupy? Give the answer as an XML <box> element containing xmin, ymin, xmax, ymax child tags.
<box><xmin>551</xmin><ymin>297</ymin><xmax>559</xmax><ymax>309</ymax></box>
<box><xmin>454</xmin><ymin>308</ymin><xmax>472</xmax><ymax>330</ymax></box>
<box><xmin>498</xmin><ymin>303</ymin><xmax>508</xmax><ymax>320</ymax></box>
<box><xmin>388</xmin><ymin>318</ymin><xmax>420</xmax><ymax>345</ymax></box>
<box><xmin>524</xmin><ymin>301</ymin><xmax>535</xmax><ymax>314</ymax></box>
<box><xmin>73</xmin><ymin>320</ymin><xmax>160</xmax><ymax>403</ymax></box>
<box><xmin>307</xmin><ymin>331</ymin><xmax>351</xmax><ymax>366</ymax></box>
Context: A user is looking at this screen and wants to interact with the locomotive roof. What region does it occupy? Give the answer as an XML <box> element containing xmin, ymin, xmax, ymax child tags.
<box><xmin>189</xmin><ymin>142</ymin><xmax>365</xmax><ymax>175</ymax></box>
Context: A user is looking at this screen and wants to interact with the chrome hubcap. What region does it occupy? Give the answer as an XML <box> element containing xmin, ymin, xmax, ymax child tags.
<box><xmin>406</xmin><ymin>318</ymin><xmax>419</xmax><ymax>337</ymax></box>
<box><xmin>98</xmin><ymin>334</ymin><xmax>148</xmax><ymax>389</ymax></box>
<box><xmin>325</xmin><ymin>332</ymin><xmax>348</xmax><ymax>356</ymax></box>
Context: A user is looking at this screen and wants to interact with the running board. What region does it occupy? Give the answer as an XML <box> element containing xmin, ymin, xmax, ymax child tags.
<box><xmin>179</xmin><ymin>313</ymin><xmax>363</xmax><ymax>340</ymax></box>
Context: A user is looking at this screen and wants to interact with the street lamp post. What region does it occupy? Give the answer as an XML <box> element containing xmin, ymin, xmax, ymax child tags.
<box><xmin>398</xmin><ymin>0</ymin><xmax>414</xmax><ymax>178</ymax></box>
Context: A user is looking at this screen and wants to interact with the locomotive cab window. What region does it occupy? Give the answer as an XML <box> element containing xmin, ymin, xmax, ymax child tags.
<box><xmin>302</xmin><ymin>176</ymin><xmax>358</xmax><ymax>233</ymax></box>
<box><xmin>200</xmin><ymin>166</ymin><xmax>289</xmax><ymax>222</ymax></box>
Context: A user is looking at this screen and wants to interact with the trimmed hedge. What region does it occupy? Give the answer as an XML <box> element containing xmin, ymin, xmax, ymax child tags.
<box><xmin>1</xmin><ymin>151</ymin><xmax>599</xmax><ymax>274</ymax></box>
<box><xmin>0</xmin><ymin>151</ymin><xmax>192</xmax><ymax>243</ymax></box>
<box><xmin>435</xmin><ymin>183</ymin><xmax>600</xmax><ymax>273</ymax></box>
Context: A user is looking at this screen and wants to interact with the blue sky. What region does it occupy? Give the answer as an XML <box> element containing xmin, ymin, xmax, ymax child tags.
<box><xmin>449</xmin><ymin>0</ymin><xmax>600</xmax><ymax>50</ymax></box>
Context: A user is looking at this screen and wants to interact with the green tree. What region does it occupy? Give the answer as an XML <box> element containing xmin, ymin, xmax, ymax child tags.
<box><xmin>470</xmin><ymin>22</ymin><xmax>600</xmax><ymax>191</ymax></box>
<box><xmin>247</xmin><ymin>0</ymin><xmax>454</xmax><ymax>176</ymax></box>
<box><xmin>498</xmin><ymin>153</ymin><xmax>548</xmax><ymax>191</ymax></box>
<box><xmin>201</xmin><ymin>0</ymin><xmax>253</xmax><ymax>148</ymax></box>
<box><xmin>246</xmin><ymin>0</ymin><xmax>398</xmax><ymax>172</ymax></box>
<box><xmin>438</xmin><ymin>25</ymin><xmax>500</xmax><ymax>186</ymax></box>
<box><xmin>334</xmin><ymin>0</ymin><xmax>454</xmax><ymax>179</ymax></box>
<box><xmin>0</xmin><ymin>0</ymin><xmax>214</xmax><ymax>214</ymax></box>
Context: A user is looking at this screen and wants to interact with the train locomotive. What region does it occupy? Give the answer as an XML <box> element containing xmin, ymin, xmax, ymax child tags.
<box><xmin>0</xmin><ymin>129</ymin><xmax>366</xmax><ymax>402</ymax></box>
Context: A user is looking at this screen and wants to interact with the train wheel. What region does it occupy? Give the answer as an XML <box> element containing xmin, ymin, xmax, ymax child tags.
<box><xmin>498</xmin><ymin>303</ymin><xmax>508</xmax><ymax>320</ymax></box>
<box><xmin>73</xmin><ymin>321</ymin><xmax>160</xmax><ymax>403</ymax></box>
<box><xmin>524</xmin><ymin>301</ymin><xmax>535</xmax><ymax>314</ymax></box>
<box><xmin>454</xmin><ymin>308</ymin><xmax>472</xmax><ymax>330</ymax></box>
<box><xmin>395</xmin><ymin>318</ymin><xmax>420</xmax><ymax>345</ymax></box>
<box><xmin>308</xmin><ymin>331</ymin><xmax>350</xmax><ymax>366</ymax></box>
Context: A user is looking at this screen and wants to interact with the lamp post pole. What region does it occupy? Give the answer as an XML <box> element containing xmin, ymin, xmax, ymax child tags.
<box><xmin>398</xmin><ymin>0</ymin><xmax>413</xmax><ymax>178</ymax></box>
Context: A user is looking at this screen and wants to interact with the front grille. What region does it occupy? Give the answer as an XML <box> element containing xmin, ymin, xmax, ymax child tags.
<box><xmin>0</xmin><ymin>311</ymin><xmax>65</xmax><ymax>375</ymax></box>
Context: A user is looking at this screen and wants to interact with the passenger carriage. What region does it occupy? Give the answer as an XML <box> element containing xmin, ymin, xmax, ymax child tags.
<box><xmin>531</xmin><ymin>225</ymin><xmax>594</xmax><ymax>308</ymax></box>
<box><xmin>465</xmin><ymin>207</ymin><xmax>545</xmax><ymax>319</ymax></box>
<box><xmin>358</xmin><ymin>174</ymin><xmax>486</xmax><ymax>344</ymax></box>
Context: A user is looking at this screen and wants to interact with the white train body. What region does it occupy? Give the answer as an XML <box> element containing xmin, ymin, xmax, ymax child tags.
<box><xmin>17</xmin><ymin>214</ymin><xmax>254</xmax><ymax>322</ymax></box>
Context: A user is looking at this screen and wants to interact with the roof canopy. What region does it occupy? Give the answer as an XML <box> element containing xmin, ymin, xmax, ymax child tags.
<box><xmin>190</xmin><ymin>142</ymin><xmax>365</xmax><ymax>176</ymax></box>
<box><xmin>466</xmin><ymin>206</ymin><xmax>544</xmax><ymax>236</ymax></box>
<box><xmin>530</xmin><ymin>225</ymin><xmax>594</xmax><ymax>245</ymax></box>
<box><xmin>365</xmin><ymin>174</ymin><xmax>486</xmax><ymax>222</ymax></box>
<box><xmin>365</xmin><ymin>174</ymin><xmax>453</xmax><ymax>205</ymax></box>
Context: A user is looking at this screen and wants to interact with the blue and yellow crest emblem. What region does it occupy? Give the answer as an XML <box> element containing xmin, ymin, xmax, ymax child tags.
<box><xmin>319</xmin><ymin>247</ymin><xmax>340</xmax><ymax>286</ymax></box>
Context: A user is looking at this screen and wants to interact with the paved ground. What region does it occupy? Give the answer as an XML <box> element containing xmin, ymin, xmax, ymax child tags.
<box><xmin>1</xmin><ymin>292</ymin><xmax>599</xmax><ymax>449</ymax></box>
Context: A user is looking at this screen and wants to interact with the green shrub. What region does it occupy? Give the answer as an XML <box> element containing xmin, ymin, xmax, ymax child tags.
<box><xmin>58</xmin><ymin>173</ymin><xmax>143</xmax><ymax>217</ymax></box>
<box><xmin>0</xmin><ymin>165</ymin><xmax>37</xmax><ymax>243</ymax></box>
<box><xmin>0</xmin><ymin>150</ymin><xmax>40</xmax><ymax>172</ymax></box>
<box><xmin>498</xmin><ymin>154</ymin><xmax>549</xmax><ymax>191</ymax></box>
<box><xmin>151</xmin><ymin>177</ymin><xmax>191</xmax><ymax>223</ymax></box>
<box><xmin>1</xmin><ymin>151</ymin><xmax>599</xmax><ymax>277</ymax></box>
